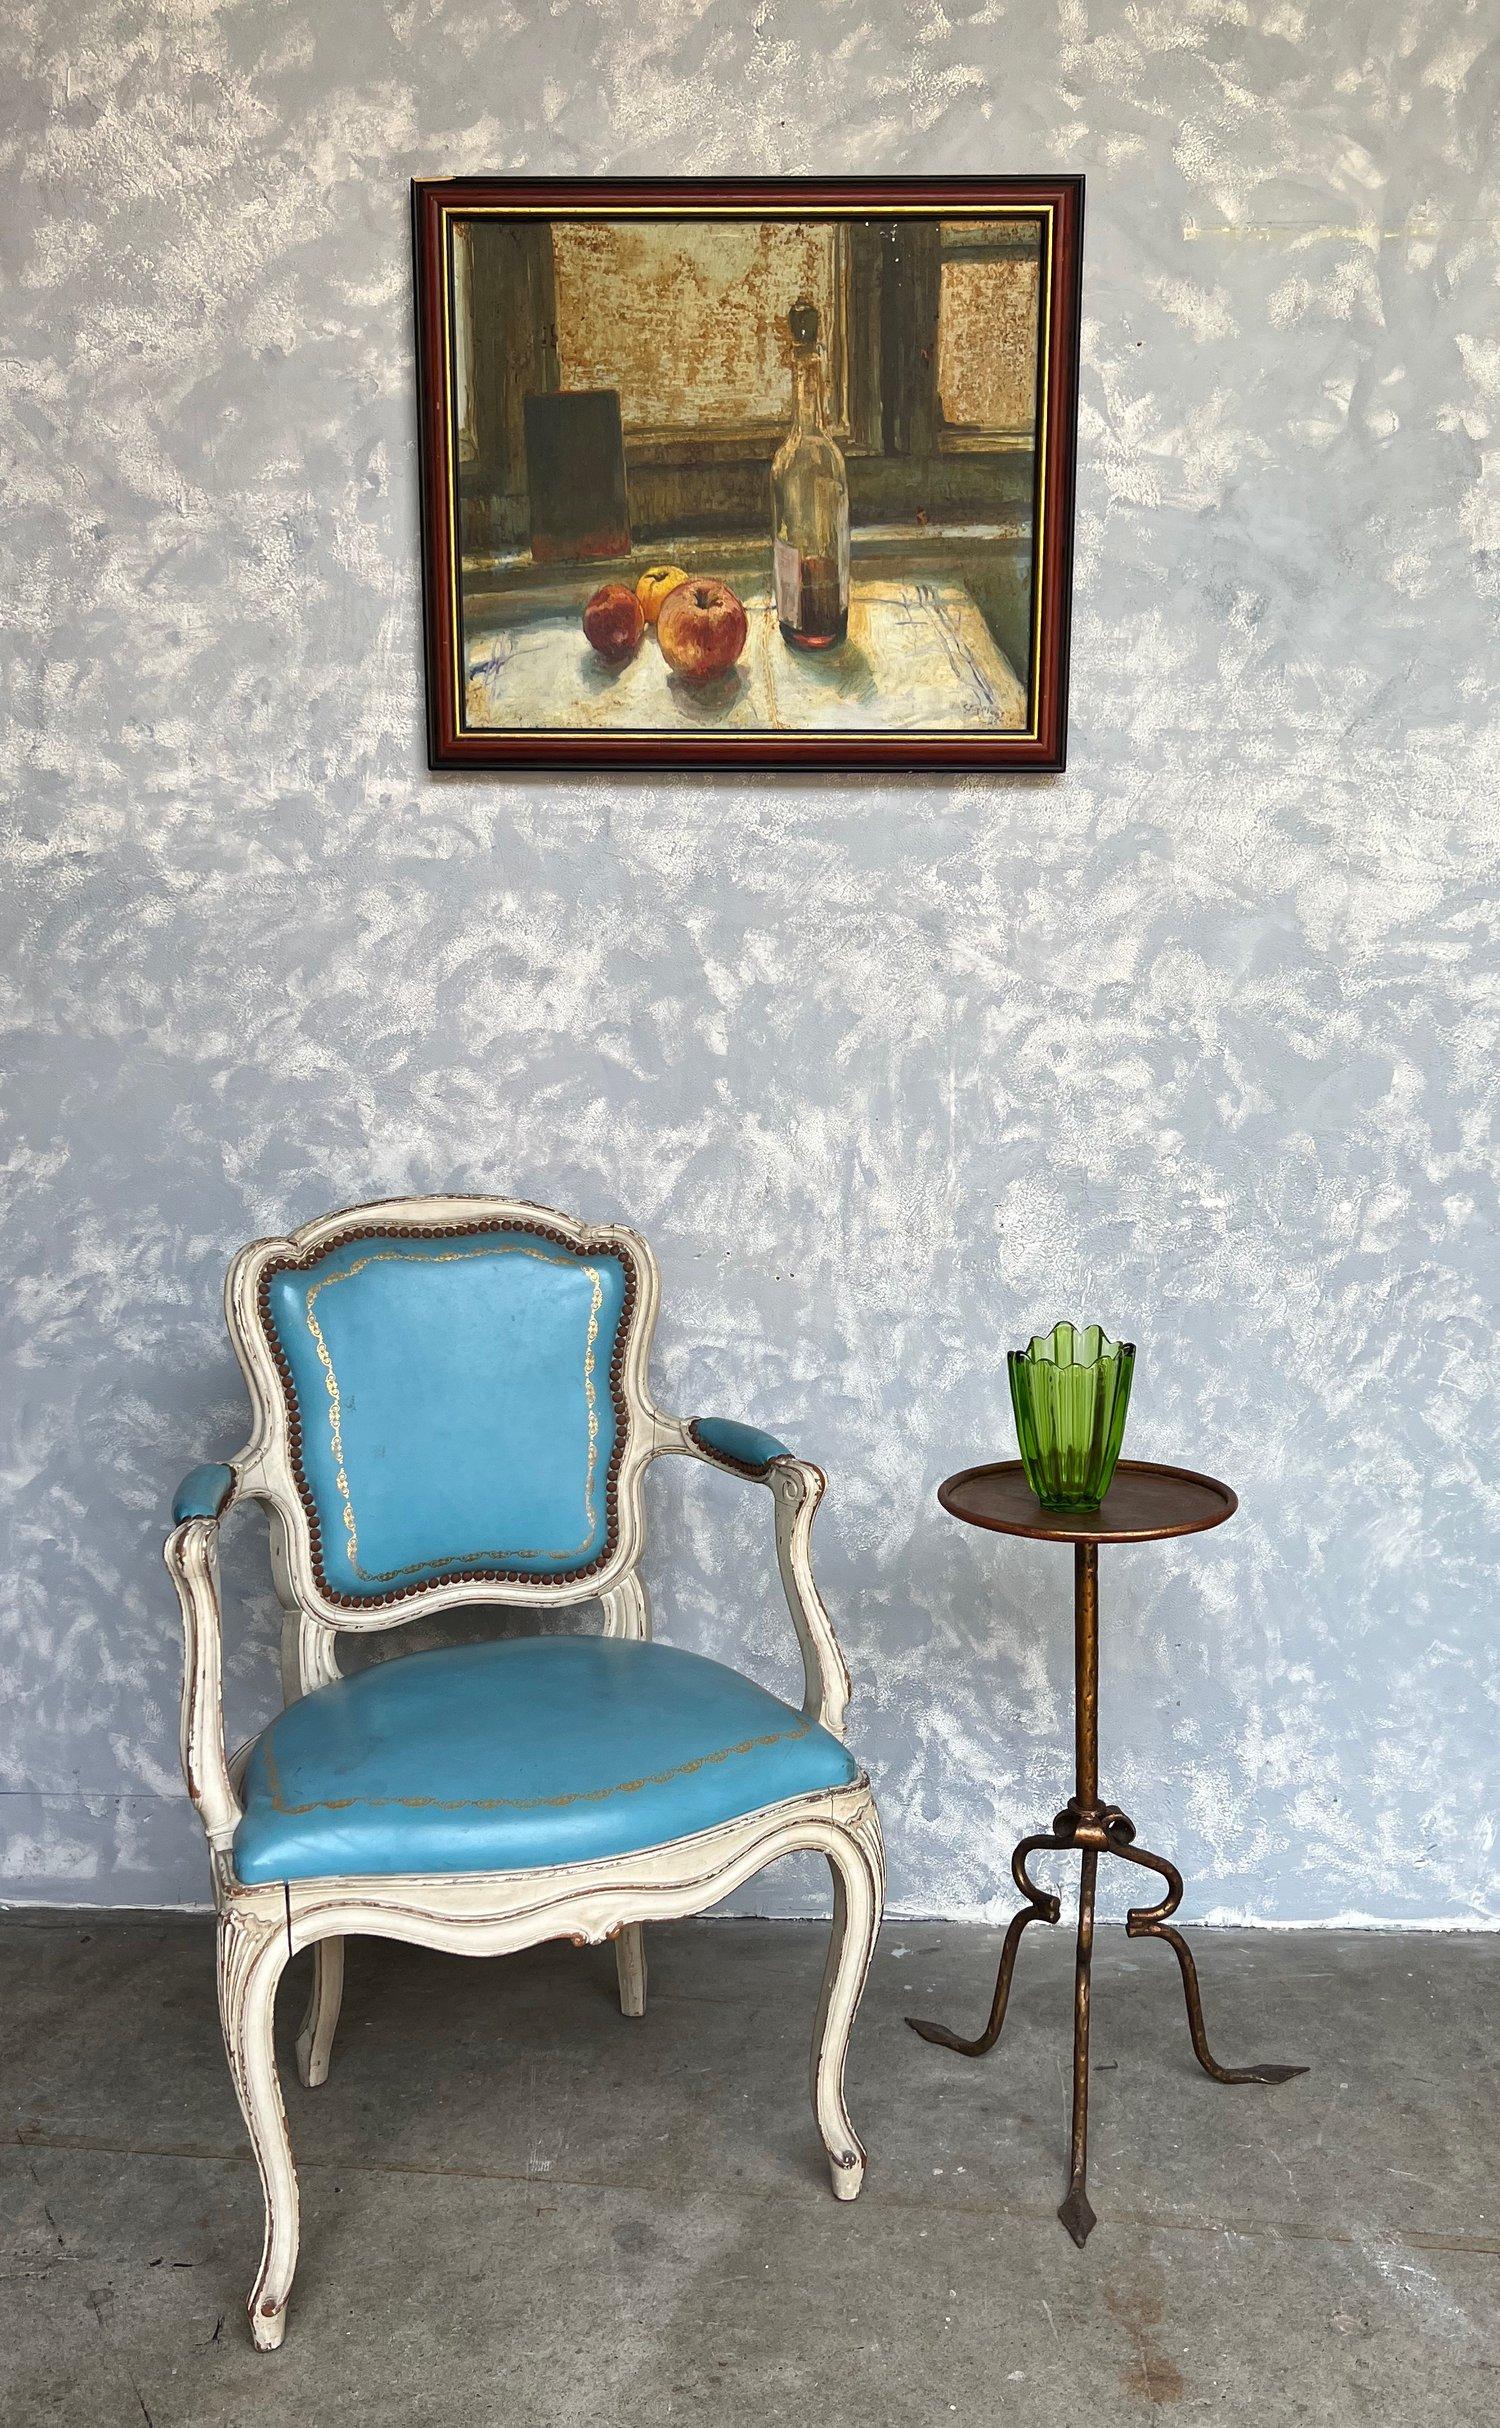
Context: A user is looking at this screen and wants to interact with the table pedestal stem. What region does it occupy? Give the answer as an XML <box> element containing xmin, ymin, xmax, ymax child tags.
<box><xmin>908</xmin><ymin>1536</ymin><xmax>1306</xmax><ymax>2244</ymax></box>
<box><xmin>1074</xmin><ymin>1542</ymin><xmax>1098</xmax><ymax>1808</ymax></box>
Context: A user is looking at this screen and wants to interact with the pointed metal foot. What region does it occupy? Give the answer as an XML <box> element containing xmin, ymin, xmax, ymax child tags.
<box><xmin>1234</xmin><ymin>2061</ymin><xmax>1309</xmax><ymax>2085</ymax></box>
<box><xmin>1058</xmin><ymin>2184</ymin><xmax>1098</xmax><ymax>2247</ymax></box>
<box><xmin>906</xmin><ymin>2014</ymin><xmax>992</xmax><ymax>2055</ymax></box>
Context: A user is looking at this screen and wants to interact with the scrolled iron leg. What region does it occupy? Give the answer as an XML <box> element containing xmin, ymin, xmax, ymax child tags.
<box><xmin>1114</xmin><ymin>1834</ymin><xmax>1308</xmax><ymax>2088</ymax></box>
<box><xmin>906</xmin><ymin>1830</ymin><xmax>1064</xmax><ymax>2056</ymax></box>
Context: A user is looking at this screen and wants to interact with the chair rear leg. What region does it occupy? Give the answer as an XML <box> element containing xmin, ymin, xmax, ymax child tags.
<box><xmin>811</xmin><ymin>1803</ymin><xmax>885</xmax><ymax>2199</ymax></box>
<box><xmin>218</xmin><ymin>1906</ymin><xmax>299</xmax><ymax>2350</ymax></box>
<box><xmin>614</xmin><ymin>1923</ymin><xmax>647</xmax><ymax>2018</ymax></box>
<box><xmin>296</xmin><ymin>1937</ymin><xmax>344</xmax><ymax>2088</ymax></box>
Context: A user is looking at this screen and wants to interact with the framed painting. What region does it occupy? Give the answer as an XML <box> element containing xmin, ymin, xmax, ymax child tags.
<box><xmin>413</xmin><ymin>176</ymin><xmax>1083</xmax><ymax>772</ymax></box>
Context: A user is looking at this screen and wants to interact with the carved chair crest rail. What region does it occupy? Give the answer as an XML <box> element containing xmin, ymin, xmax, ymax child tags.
<box><xmin>165</xmin><ymin>1195</ymin><xmax>884</xmax><ymax>2349</ymax></box>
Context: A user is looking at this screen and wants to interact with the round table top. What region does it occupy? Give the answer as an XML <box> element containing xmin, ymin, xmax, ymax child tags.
<box><xmin>937</xmin><ymin>1458</ymin><xmax>1237</xmax><ymax>1545</ymax></box>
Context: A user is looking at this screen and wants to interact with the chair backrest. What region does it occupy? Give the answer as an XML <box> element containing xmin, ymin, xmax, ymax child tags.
<box><xmin>226</xmin><ymin>1198</ymin><xmax>660</xmax><ymax>1627</ymax></box>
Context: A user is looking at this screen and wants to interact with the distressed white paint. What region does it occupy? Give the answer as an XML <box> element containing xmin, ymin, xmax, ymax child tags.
<box><xmin>167</xmin><ymin>1192</ymin><xmax>884</xmax><ymax>2344</ymax></box>
<box><xmin>1</xmin><ymin>0</ymin><xmax>1497</xmax><ymax>1928</ymax></box>
<box><xmin>212</xmin><ymin>1792</ymin><xmax>883</xmax><ymax>2346</ymax></box>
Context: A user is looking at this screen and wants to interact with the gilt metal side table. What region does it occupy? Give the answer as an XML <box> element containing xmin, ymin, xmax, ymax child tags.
<box><xmin>909</xmin><ymin>1459</ymin><xmax>1307</xmax><ymax>2246</ymax></box>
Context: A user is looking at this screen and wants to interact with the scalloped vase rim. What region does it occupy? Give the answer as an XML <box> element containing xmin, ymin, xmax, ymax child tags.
<box><xmin>1011</xmin><ymin>1323</ymin><xmax>1136</xmax><ymax>1368</ymax></box>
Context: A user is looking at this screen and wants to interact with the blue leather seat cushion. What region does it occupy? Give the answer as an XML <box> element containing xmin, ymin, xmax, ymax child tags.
<box><xmin>234</xmin><ymin>1636</ymin><xmax>859</xmax><ymax>1885</ymax></box>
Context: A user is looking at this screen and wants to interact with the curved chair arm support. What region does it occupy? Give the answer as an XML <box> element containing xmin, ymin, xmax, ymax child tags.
<box><xmin>682</xmin><ymin>1418</ymin><xmax>852</xmax><ymax>1740</ymax></box>
<box><xmin>165</xmin><ymin>1464</ymin><xmax>245</xmax><ymax>1853</ymax></box>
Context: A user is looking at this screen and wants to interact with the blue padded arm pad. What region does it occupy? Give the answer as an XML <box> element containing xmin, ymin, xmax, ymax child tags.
<box><xmin>172</xmin><ymin>1462</ymin><xmax>236</xmax><ymax>1525</ymax></box>
<box><xmin>688</xmin><ymin>1417</ymin><xmax>794</xmax><ymax>1477</ymax></box>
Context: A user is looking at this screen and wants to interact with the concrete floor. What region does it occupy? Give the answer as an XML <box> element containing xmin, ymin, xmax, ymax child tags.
<box><xmin>1</xmin><ymin>1914</ymin><xmax>1494</xmax><ymax>2426</ymax></box>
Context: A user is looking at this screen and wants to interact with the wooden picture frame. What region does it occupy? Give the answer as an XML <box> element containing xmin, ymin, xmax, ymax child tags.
<box><xmin>413</xmin><ymin>177</ymin><xmax>1084</xmax><ymax>772</ymax></box>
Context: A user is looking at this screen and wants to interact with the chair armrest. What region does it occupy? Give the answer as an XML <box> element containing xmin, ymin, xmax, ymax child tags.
<box><xmin>164</xmin><ymin>1465</ymin><xmax>244</xmax><ymax>1852</ymax></box>
<box><xmin>684</xmin><ymin>1417</ymin><xmax>852</xmax><ymax>1740</ymax></box>
<box><xmin>687</xmin><ymin>1416</ymin><xmax>792</xmax><ymax>1477</ymax></box>
<box><xmin>172</xmin><ymin>1462</ymin><xmax>237</xmax><ymax>1523</ymax></box>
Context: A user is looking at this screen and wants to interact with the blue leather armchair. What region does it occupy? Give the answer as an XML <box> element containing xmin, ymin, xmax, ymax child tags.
<box><xmin>166</xmin><ymin>1196</ymin><xmax>883</xmax><ymax>2347</ymax></box>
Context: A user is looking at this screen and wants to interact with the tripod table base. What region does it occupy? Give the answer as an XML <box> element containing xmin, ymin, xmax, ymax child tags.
<box><xmin>907</xmin><ymin>1795</ymin><xmax>1307</xmax><ymax>2243</ymax></box>
<box><xmin>917</xmin><ymin>1460</ymin><xmax>1310</xmax><ymax>2243</ymax></box>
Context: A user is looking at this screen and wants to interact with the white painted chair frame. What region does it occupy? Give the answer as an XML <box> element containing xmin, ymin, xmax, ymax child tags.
<box><xmin>166</xmin><ymin>1196</ymin><xmax>885</xmax><ymax>2349</ymax></box>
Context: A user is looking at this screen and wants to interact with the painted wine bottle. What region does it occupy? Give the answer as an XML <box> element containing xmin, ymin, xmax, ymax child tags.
<box><xmin>771</xmin><ymin>298</ymin><xmax>850</xmax><ymax>650</ymax></box>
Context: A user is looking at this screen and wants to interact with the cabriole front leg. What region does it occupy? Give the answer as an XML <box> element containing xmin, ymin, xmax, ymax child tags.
<box><xmin>812</xmin><ymin>1799</ymin><xmax>885</xmax><ymax>2199</ymax></box>
<box><xmin>218</xmin><ymin>1901</ymin><xmax>299</xmax><ymax>2350</ymax></box>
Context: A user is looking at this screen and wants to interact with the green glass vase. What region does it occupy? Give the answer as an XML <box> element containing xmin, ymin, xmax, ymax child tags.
<box><xmin>1007</xmin><ymin>1322</ymin><xmax>1135</xmax><ymax>1513</ymax></box>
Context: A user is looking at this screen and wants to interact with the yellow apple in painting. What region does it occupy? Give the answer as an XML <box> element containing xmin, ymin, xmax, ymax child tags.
<box><xmin>635</xmin><ymin>564</ymin><xmax>688</xmax><ymax>625</ymax></box>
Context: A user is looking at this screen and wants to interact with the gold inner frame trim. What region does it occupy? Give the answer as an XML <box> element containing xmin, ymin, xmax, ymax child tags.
<box><xmin>438</xmin><ymin>200</ymin><xmax>1055</xmax><ymax>745</ymax></box>
<box><xmin>260</xmin><ymin>1715</ymin><xmax>814</xmax><ymax>1818</ymax></box>
<box><xmin>302</xmin><ymin>1242</ymin><xmax>606</xmax><ymax>1579</ymax></box>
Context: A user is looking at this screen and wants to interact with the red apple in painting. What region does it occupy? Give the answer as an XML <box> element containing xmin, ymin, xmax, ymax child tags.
<box><xmin>656</xmin><ymin>578</ymin><xmax>748</xmax><ymax>682</ymax></box>
<box><xmin>583</xmin><ymin>582</ymin><xmax>644</xmax><ymax>662</ymax></box>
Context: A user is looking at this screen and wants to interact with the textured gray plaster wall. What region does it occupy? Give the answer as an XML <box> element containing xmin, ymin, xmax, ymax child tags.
<box><xmin>3</xmin><ymin>1</ymin><xmax>1496</xmax><ymax>1923</ymax></box>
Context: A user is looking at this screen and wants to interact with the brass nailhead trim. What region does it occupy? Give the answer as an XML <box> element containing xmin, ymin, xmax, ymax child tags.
<box><xmin>256</xmin><ymin>1216</ymin><xmax>638</xmax><ymax>1609</ymax></box>
<box><xmin>687</xmin><ymin>1417</ymin><xmax>780</xmax><ymax>1481</ymax></box>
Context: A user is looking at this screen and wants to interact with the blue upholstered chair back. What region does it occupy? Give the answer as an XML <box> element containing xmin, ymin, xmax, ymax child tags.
<box><xmin>253</xmin><ymin>1218</ymin><xmax>638</xmax><ymax>1609</ymax></box>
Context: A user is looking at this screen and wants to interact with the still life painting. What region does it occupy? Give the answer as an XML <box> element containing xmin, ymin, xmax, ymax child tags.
<box><xmin>414</xmin><ymin>178</ymin><xmax>1082</xmax><ymax>771</ymax></box>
